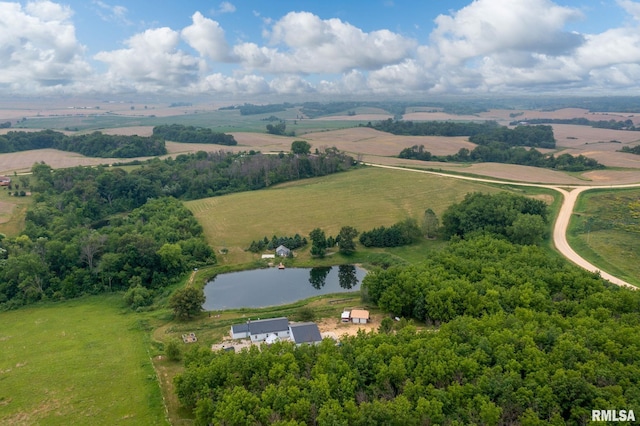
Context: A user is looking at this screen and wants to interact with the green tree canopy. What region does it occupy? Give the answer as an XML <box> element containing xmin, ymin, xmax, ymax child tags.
<box><xmin>309</xmin><ymin>228</ymin><xmax>327</xmax><ymax>258</ymax></box>
<box><xmin>441</xmin><ymin>192</ymin><xmax>548</xmax><ymax>242</ymax></box>
<box><xmin>337</xmin><ymin>226</ymin><xmax>359</xmax><ymax>255</ymax></box>
<box><xmin>169</xmin><ymin>286</ymin><xmax>205</xmax><ymax>320</ymax></box>
<box><xmin>291</xmin><ymin>140</ymin><xmax>311</xmax><ymax>155</ymax></box>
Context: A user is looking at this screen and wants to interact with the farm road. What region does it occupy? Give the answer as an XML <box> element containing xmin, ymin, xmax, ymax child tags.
<box><xmin>366</xmin><ymin>163</ymin><xmax>640</xmax><ymax>290</ymax></box>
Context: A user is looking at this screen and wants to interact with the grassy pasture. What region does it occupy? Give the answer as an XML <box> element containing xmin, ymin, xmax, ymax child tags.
<box><xmin>0</xmin><ymin>186</ymin><xmax>32</xmax><ymax>237</ymax></box>
<box><xmin>0</xmin><ymin>295</ymin><xmax>168</xmax><ymax>426</ymax></box>
<box><xmin>567</xmin><ymin>188</ymin><xmax>640</xmax><ymax>287</ymax></box>
<box><xmin>185</xmin><ymin>166</ymin><xmax>509</xmax><ymax>264</ymax></box>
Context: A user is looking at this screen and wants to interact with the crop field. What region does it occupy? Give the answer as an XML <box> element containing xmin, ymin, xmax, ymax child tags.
<box><xmin>185</xmin><ymin>166</ymin><xmax>508</xmax><ymax>264</ymax></box>
<box><xmin>0</xmin><ymin>295</ymin><xmax>167</xmax><ymax>425</ymax></box>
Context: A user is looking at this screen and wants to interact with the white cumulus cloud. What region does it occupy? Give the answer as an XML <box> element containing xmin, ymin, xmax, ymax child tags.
<box><xmin>182</xmin><ymin>12</ymin><xmax>232</xmax><ymax>62</ymax></box>
<box><xmin>241</xmin><ymin>11</ymin><xmax>416</xmax><ymax>74</ymax></box>
<box><xmin>0</xmin><ymin>1</ymin><xmax>92</xmax><ymax>91</ymax></box>
<box><xmin>94</xmin><ymin>27</ymin><xmax>203</xmax><ymax>92</ymax></box>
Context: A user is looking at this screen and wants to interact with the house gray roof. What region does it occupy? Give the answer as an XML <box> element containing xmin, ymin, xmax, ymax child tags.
<box><xmin>276</xmin><ymin>245</ymin><xmax>291</xmax><ymax>254</ymax></box>
<box><xmin>231</xmin><ymin>323</ymin><xmax>249</xmax><ymax>334</ymax></box>
<box><xmin>289</xmin><ymin>322</ymin><xmax>322</xmax><ymax>344</ymax></box>
<box><xmin>248</xmin><ymin>317</ymin><xmax>289</xmax><ymax>335</ymax></box>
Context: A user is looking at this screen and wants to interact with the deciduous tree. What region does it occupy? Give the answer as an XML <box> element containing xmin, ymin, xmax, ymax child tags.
<box><xmin>169</xmin><ymin>286</ymin><xmax>205</xmax><ymax>319</ymax></box>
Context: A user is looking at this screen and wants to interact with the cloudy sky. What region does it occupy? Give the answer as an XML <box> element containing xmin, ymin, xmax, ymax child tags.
<box><xmin>2</xmin><ymin>0</ymin><xmax>640</xmax><ymax>99</ymax></box>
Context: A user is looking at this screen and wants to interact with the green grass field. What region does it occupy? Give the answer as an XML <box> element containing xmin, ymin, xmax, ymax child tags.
<box><xmin>567</xmin><ymin>188</ymin><xmax>640</xmax><ymax>287</ymax></box>
<box><xmin>0</xmin><ymin>187</ymin><xmax>32</xmax><ymax>238</ymax></box>
<box><xmin>0</xmin><ymin>295</ymin><xmax>168</xmax><ymax>426</ymax></box>
<box><xmin>185</xmin><ymin>166</ymin><xmax>518</xmax><ymax>264</ymax></box>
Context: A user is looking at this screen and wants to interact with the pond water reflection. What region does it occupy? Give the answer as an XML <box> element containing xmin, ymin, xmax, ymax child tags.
<box><xmin>202</xmin><ymin>265</ymin><xmax>366</xmax><ymax>310</ymax></box>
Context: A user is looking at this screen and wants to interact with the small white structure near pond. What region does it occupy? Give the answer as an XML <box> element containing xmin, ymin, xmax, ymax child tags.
<box><xmin>276</xmin><ymin>245</ymin><xmax>291</xmax><ymax>257</ymax></box>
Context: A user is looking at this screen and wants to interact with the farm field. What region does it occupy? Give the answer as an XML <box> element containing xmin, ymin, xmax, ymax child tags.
<box><xmin>185</xmin><ymin>166</ymin><xmax>515</xmax><ymax>264</ymax></box>
<box><xmin>0</xmin><ymin>295</ymin><xmax>168</xmax><ymax>426</ymax></box>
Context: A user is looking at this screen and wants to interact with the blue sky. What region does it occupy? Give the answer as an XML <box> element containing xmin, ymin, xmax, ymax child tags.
<box><xmin>1</xmin><ymin>0</ymin><xmax>640</xmax><ymax>99</ymax></box>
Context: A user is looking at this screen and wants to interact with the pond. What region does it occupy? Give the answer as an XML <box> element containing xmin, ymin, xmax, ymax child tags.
<box><xmin>202</xmin><ymin>265</ymin><xmax>366</xmax><ymax>310</ymax></box>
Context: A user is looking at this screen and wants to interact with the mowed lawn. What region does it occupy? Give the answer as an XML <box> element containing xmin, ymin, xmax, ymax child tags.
<box><xmin>0</xmin><ymin>295</ymin><xmax>167</xmax><ymax>426</ymax></box>
<box><xmin>185</xmin><ymin>166</ymin><xmax>503</xmax><ymax>263</ymax></box>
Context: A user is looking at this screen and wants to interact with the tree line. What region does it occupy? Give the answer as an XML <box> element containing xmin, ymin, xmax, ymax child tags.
<box><xmin>175</xmin><ymin>234</ymin><xmax>640</xmax><ymax>425</ymax></box>
<box><xmin>373</xmin><ymin>119</ymin><xmax>504</xmax><ymax>139</ymax></box>
<box><xmin>0</xmin><ymin>129</ymin><xmax>167</xmax><ymax>157</ymax></box>
<box><xmin>399</xmin><ymin>144</ymin><xmax>604</xmax><ymax>172</ymax></box>
<box><xmin>152</xmin><ymin>124</ymin><xmax>237</xmax><ymax>145</ymax></box>
<box><xmin>511</xmin><ymin>117</ymin><xmax>638</xmax><ymax>131</ymax></box>
<box><xmin>247</xmin><ymin>234</ymin><xmax>307</xmax><ymax>253</ymax></box>
<box><xmin>379</xmin><ymin>119</ymin><xmax>604</xmax><ymax>170</ymax></box>
<box><xmin>359</xmin><ymin>218</ymin><xmax>422</xmax><ymax>248</ymax></box>
<box><xmin>620</xmin><ymin>145</ymin><xmax>640</xmax><ymax>155</ymax></box>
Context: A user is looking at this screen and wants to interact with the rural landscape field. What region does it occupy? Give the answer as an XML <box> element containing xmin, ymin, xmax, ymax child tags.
<box><xmin>1</xmin><ymin>97</ymin><xmax>640</xmax><ymax>425</ymax></box>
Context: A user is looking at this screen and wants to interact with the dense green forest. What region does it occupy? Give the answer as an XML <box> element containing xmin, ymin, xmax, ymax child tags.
<box><xmin>175</xmin><ymin>236</ymin><xmax>640</xmax><ymax>425</ymax></box>
<box><xmin>0</xmin><ymin>130</ymin><xmax>166</xmax><ymax>157</ymax></box>
<box><xmin>0</xmin><ymin>148</ymin><xmax>354</xmax><ymax>309</ymax></box>
<box><xmin>152</xmin><ymin>124</ymin><xmax>237</xmax><ymax>145</ymax></box>
<box><xmin>440</xmin><ymin>192</ymin><xmax>548</xmax><ymax>244</ymax></box>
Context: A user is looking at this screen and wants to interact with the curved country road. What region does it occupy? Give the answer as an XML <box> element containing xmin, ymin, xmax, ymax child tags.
<box><xmin>366</xmin><ymin>163</ymin><xmax>640</xmax><ymax>290</ymax></box>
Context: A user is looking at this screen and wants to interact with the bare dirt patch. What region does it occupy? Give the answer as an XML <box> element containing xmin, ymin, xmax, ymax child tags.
<box><xmin>315</xmin><ymin>315</ymin><xmax>378</xmax><ymax>338</ymax></box>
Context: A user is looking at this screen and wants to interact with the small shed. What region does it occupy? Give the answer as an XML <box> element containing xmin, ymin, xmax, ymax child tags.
<box><xmin>350</xmin><ymin>309</ymin><xmax>370</xmax><ymax>324</ymax></box>
<box><xmin>230</xmin><ymin>323</ymin><xmax>250</xmax><ymax>339</ymax></box>
<box><xmin>341</xmin><ymin>311</ymin><xmax>351</xmax><ymax>322</ymax></box>
<box><xmin>0</xmin><ymin>177</ymin><xmax>10</xmax><ymax>186</ymax></box>
<box><xmin>289</xmin><ymin>322</ymin><xmax>323</xmax><ymax>345</ymax></box>
<box><xmin>275</xmin><ymin>245</ymin><xmax>291</xmax><ymax>257</ymax></box>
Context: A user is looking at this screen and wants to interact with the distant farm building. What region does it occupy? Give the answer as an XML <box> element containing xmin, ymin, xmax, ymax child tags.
<box><xmin>341</xmin><ymin>310</ymin><xmax>351</xmax><ymax>322</ymax></box>
<box><xmin>0</xmin><ymin>177</ymin><xmax>10</xmax><ymax>186</ymax></box>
